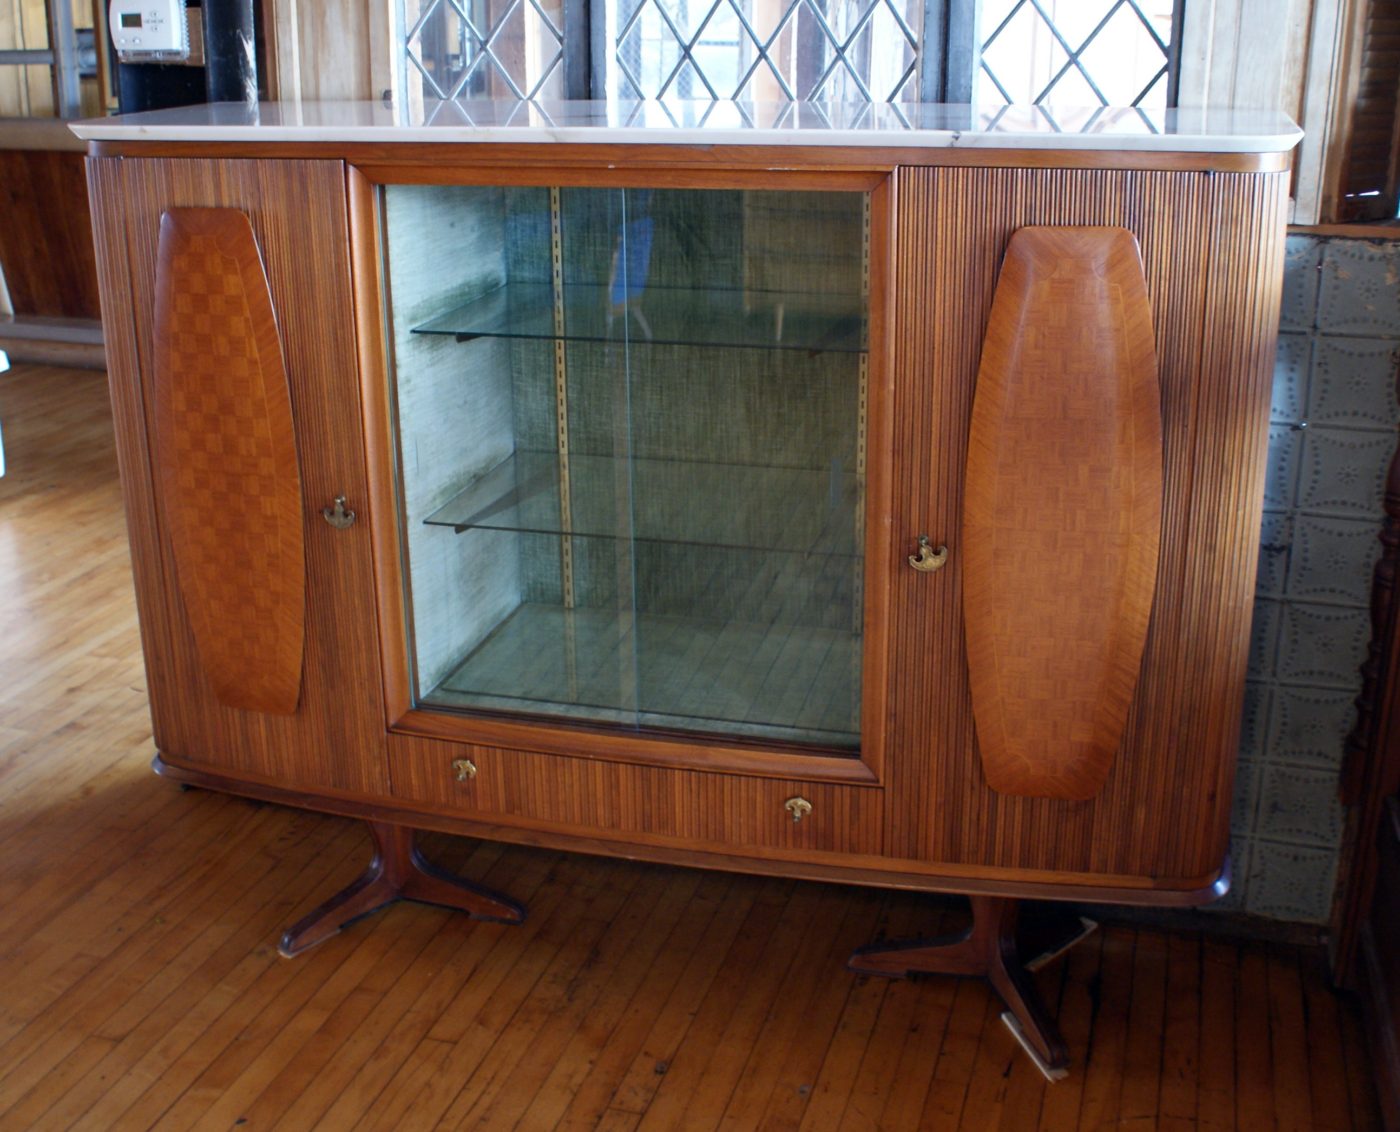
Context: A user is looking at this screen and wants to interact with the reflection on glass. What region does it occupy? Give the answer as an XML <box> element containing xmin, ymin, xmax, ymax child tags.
<box><xmin>383</xmin><ymin>184</ymin><xmax>867</xmax><ymax>751</ymax></box>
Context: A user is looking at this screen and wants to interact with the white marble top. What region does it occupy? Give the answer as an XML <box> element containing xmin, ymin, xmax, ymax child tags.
<box><xmin>70</xmin><ymin>99</ymin><xmax>1302</xmax><ymax>153</ymax></box>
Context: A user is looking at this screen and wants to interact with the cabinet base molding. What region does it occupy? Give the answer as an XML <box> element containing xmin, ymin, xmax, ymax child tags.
<box><xmin>155</xmin><ymin>754</ymin><xmax>1227</xmax><ymax>908</ymax></box>
<box><xmin>848</xmin><ymin>896</ymin><xmax>1095</xmax><ymax>1074</ymax></box>
<box><xmin>277</xmin><ymin>820</ymin><xmax>526</xmax><ymax>957</ymax></box>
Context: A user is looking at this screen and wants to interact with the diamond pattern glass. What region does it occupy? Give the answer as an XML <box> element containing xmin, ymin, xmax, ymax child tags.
<box><xmin>611</xmin><ymin>0</ymin><xmax>919</xmax><ymax>101</ymax></box>
<box><xmin>980</xmin><ymin>0</ymin><xmax>1174</xmax><ymax>108</ymax></box>
<box><xmin>404</xmin><ymin>0</ymin><xmax>564</xmax><ymax>105</ymax></box>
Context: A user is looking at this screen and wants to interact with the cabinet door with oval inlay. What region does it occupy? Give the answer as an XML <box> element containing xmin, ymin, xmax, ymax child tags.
<box><xmin>884</xmin><ymin>165</ymin><xmax>1288</xmax><ymax>888</ymax></box>
<box><xmin>88</xmin><ymin>156</ymin><xmax>389</xmax><ymax>798</ymax></box>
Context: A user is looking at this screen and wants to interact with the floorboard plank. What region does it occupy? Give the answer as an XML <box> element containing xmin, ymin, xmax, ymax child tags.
<box><xmin>915</xmin><ymin>976</ymin><xmax>990</xmax><ymax>1130</ymax></box>
<box><xmin>1236</xmin><ymin>944</ymin><xmax>1278</xmax><ymax>1132</ymax></box>
<box><xmin>552</xmin><ymin>875</ymin><xmax>758</xmax><ymax>1131</ymax></box>
<box><xmin>512</xmin><ymin>868</ymin><xmax>718</xmax><ymax>1131</ymax></box>
<box><xmin>1119</xmin><ymin>928</ymin><xmax>1169</xmax><ymax>1123</ymax></box>
<box><xmin>827</xmin><ymin>896</ymin><xmax>945</xmax><ymax>1131</ymax></box>
<box><xmin>1157</xmin><ymin>931</ymin><xmax>1201</xmax><ymax>1127</ymax></box>
<box><xmin>1267</xmin><ymin>948</ymin><xmax>1315</xmax><ymax>1132</ymax></box>
<box><xmin>634</xmin><ymin>882</ymin><xmax>823</xmax><ymax>1130</ymax></box>
<box><xmin>1073</xmin><ymin>924</ymin><xmax>1135</xmax><ymax>1129</ymax></box>
<box><xmin>1198</xmin><ymin>938</ymin><xmax>1239</xmax><ymax>1132</ymax></box>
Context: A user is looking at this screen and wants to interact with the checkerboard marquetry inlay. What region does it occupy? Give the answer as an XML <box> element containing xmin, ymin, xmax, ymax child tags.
<box><xmin>152</xmin><ymin>207</ymin><xmax>305</xmax><ymax>715</ymax></box>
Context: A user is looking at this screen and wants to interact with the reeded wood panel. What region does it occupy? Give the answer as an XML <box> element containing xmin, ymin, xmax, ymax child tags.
<box><xmin>87</xmin><ymin>156</ymin><xmax>390</xmax><ymax>797</ymax></box>
<box><xmin>886</xmin><ymin>166</ymin><xmax>1288</xmax><ymax>884</ymax></box>
<box><xmin>153</xmin><ymin>207</ymin><xmax>305</xmax><ymax>715</ymax></box>
<box><xmin>963</xmin><ymin>227</ymin><xmax>1162</xmax><ymax>800</ymax></box>
<box><xmin>387</xmin><ymin>734</ymin><xmax>884</xmax><ymax>859</ymax></box>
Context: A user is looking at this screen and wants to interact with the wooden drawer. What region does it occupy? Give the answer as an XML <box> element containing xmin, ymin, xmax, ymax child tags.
<box><xmin>388</xmin><ymin>733</ymin><xmax>884</xmax><ymax>860</ymax></box>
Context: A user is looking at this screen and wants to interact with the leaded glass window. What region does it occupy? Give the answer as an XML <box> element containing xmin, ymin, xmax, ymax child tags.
<box><xmin>979</xmin><ymin>0</ymin><xmax>1178</xmax><ymax>108</ymax></box>
<box><xmin>395</xmin><ymin>0</ymin><xmax>1183</xmax><ymax>114</ymax></box>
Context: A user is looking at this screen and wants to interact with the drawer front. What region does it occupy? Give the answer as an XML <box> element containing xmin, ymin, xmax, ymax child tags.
<box><xmin>388</xmin><ymin>734</ymin><xmax>883</xmax><ymax>859</ymax></box>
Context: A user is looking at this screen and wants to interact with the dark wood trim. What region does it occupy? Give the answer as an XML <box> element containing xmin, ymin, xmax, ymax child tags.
<box><xmin>1355</xmin><ymin>801</ymin><xmax>1400</xmax><ymax>1130</ymax></box>
<box><xmin>82</xmin><ymin>138</ymin><xmax>1294</xmax><ymax>175</ymax></box>
<box><xmin>1290</xmin><ymin>223</ymin><xmax>1400</xmax><ymax>239</ymax></box>
<box><xmin>153</xmin><ymin>753</ymin><xmax>1231</xmax><ymax>906</ymax></box>
<box><xmin>1333</xmin><ymin>347</ymin><xmax>1400</xmax><ymax>1128</ymax></box>
<box><xmin>1334</xmin><ymin>399</ymin><xmax>1400</xmax><ymax>976</ymax></box>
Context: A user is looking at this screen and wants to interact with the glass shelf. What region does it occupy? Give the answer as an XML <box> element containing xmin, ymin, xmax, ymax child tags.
<box><xmin>422</xmin><ymin>450</ymin><xmax>863</xmax><ymax>556</ymax></box>
<box><xmin>411</xmin><ymin>282</ymin><xmax>867</xmax><ymax>354</ymax></box>
<box><xmin>425</xmin><ymin>602</ymin><xmax>861</xmax><ymax>750</ymax></box>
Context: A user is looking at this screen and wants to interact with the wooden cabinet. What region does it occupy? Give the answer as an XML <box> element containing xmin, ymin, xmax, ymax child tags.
<box><xmin>89</xmin><ymin>157</ymin><xmax>390</xmax><ymax>798</ymax></box>
<box><xmin>81</xmin><ymin>111</ymin><xmax>1296</xmax><ymax>1073</ymax></box>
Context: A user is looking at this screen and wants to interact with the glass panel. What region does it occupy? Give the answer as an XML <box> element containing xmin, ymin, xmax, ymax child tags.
<box><xmin>980</xmin><ymin>0</ymin><xmax>1176</xmax><ymax>109</ymax></box>
<box><xmin>383</xmin><ymin>183</ymin><xmax>868</xmax><ymax>751</ymax></box>
<box><xmin>402</xmin><ymin>0</ymin><xmax>564</xmax><ymax>108</ymax></box>
<box><xmin>604</xmin><ymin>0</ymin><xmax>920</xmax><ymax>102</ymax></box>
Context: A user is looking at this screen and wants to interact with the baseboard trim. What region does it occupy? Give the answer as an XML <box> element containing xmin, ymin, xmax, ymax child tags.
<box><xmin>0</xmin><ymin>316</ymin><xmax>105</xmax><ymax>370</ymax></box>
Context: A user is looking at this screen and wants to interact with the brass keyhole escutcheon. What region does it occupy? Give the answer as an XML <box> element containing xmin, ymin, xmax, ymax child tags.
<box><xmin>784</xmin><ymin>796</ymin><xmax>813</xmax><ymax>823</ymax></box>
<box><xmin>452</xmin><ymin>758</ymin><xmax>477</xmax><ymax>782</ymax></box>
<box><xmin>322</xmin><ymin>495</ymin><xmax>356</xmax><ymax>530</ymax></box>
<box><xmin>908</xmin><ymin>535</ymin><xmax>949</xmax><ymax>573</ymax></box>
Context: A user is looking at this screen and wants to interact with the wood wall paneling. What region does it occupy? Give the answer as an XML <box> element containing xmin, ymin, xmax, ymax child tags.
<box><xmin>273</xmin><ymin>0</ymin><xmax>378</xmax><ymax>102</ymax></box>
<box><xmin>886</xmin><ymin>166</ymin><xmax>1287</xmax><ymax>885</ymax></box>
<box><xmin>0</xmin><ymin>0</ymin><xmax>54</xmax><ymax>116</ymax></box>
<box><xmin>151</xmin><ymin>207</ymin><xmax>306</xmax><ymax>716</ymax></box>
<box><xmin>0</xmin><ymin>148</ymin><xmax>101</xmax><ymax>320</ymax></box>
<box><xmin>87</xmin><ymin>155</ymin><xmax>390</xmax><ymax>798</ymax></box>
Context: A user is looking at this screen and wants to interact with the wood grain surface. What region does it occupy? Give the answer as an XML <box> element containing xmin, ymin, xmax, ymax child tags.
<box><xmin>152</xmin><ymin>207</ymin><xmax>305</xmax><ymax>715</ymax></box>
<box><xmin>88</xmin><ymin>152</ymin><xmax>1287</xmax><ymax>894</ymax></box>
<box><xmin>885</xmin><ymin>166</ymin><xmax>1288</xmax><ymax>883</ymax></box>
<box><xmin>0</xmin><ymin>148</ymin><xmax>101</xmax><ymax>320</ymax></box>
<box><xmin>87</xmin><ymin>155</ymin><xmax>390</xmax><ymax>797</ymax></box>
<box><xmin>962</xmin><ymin>227</ymin><xmax>1162</xmax><ymax>801</ymax></box>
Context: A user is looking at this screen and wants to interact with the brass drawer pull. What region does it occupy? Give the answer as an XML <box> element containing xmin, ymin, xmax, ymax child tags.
<box><xmin>452</xmin><ymin>758</ymin><xmax>477</xmax><ymax>782</ymax></box>
<box><xmin>322</xmin><ymin>495</ymin><xmax>356</xmax><ymax>530</ymax></box>
<box><xmin>909</xmin><ymin>535</ymin><xmax>948</xmax><ymax>573</ymax></box>
<box><xmin>784</xmin><ymin>796</ymin><xmax>812</xmax><ymax>823</ymax></box>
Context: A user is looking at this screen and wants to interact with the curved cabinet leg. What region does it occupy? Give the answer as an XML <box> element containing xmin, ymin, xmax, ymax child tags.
<box><xmin>848</xmin><ymin>896</ymin><xmax>1091</xmax><ymax>1078</ymax></box>
<box><xmin>279</xmin><ymin>821</ymin><xmax>526</xmax><ymax>957</ymax></box>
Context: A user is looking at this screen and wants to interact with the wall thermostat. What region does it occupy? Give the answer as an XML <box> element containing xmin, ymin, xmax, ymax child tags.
<box><xmin>109</xmin><ymin>0</ymin><xmax>189</xmax><ymax>62</ymax></box>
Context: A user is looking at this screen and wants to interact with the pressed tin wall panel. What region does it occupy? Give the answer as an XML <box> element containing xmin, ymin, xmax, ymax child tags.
<box><xmin>1235</xmin><ymin>233</ymin><xmax>1400</xmax><ymax>922</ymax></box>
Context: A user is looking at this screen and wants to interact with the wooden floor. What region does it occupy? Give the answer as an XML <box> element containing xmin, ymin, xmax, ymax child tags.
<box><xmin>0</xmin><ymin>363</ymin><xmax>1382</xmax><ymax>1131</ymax></box>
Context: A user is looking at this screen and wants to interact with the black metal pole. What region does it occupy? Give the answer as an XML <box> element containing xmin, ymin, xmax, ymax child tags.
<box><xmin>202</xmin><ymin>0</ymin><xmax>257</xmax><ymax>105</ymax></box>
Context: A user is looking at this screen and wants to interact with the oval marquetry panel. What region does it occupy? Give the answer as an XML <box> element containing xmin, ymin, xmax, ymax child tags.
<box><xmin>153</xmin><ymin>207</ymin><xmax>305</xmax><ymax>715</ymax></box>
<box><xmin>963</xmin><ymin>226</ymin><xmax>1162</xmax><ymax>801</ymax></box>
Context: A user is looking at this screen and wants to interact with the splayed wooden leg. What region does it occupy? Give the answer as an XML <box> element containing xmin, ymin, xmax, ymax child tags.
<box><xmin>279</xmin><ymin>820</ymin><xmax>526</xmax><ymax>957</ymax></box>
<box><xmin>848</xmin><ymin>895</ymin><xmax>1090</xmax><ymax>1077</ymax></box>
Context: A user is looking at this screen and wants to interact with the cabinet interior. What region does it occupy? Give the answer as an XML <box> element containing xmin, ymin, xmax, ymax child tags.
<box><xmin>381</xmin><ymin>183</ymin><xmax>870</xmax><ymax>752</ymax></box>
